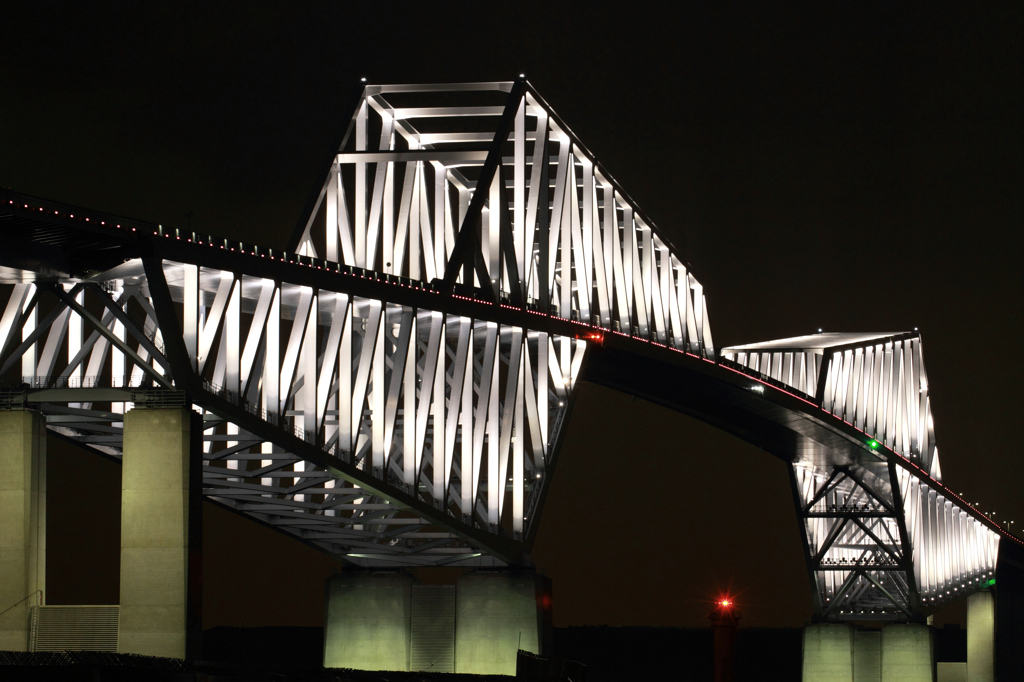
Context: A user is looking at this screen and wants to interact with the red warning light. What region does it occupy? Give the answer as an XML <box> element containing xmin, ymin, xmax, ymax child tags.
<box><xmin>574</xmin><ymin>331</ymin><xmax>604</xmax><ymax>345</ymax></box>
<box><xmin>720</xmin><ymin>599</ymin><xmax>731</xmax><ymax>607</ymax></box>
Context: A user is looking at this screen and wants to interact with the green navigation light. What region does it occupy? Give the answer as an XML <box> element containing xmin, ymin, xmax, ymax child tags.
<box><xmin>868</xmin><ymin>439</ymin><xmax>880</xmax><ymax>449</ymax></box>
<box><xmin>982</xmin><ymin>578</ymin><xmax>996</xmax><ymax>589</ymax></box>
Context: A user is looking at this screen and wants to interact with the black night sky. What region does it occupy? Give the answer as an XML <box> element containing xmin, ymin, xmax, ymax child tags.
<box><xmin>2</xmin><ymin>2</ymin><xmax>1020</xmax><ymax>630</ymax></box>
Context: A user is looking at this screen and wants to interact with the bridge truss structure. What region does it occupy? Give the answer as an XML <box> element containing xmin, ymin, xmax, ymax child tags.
<box><xmin>0</xmin><ymin>79</ymin><xmax>1015</xmax><ymax>621</ymax></box>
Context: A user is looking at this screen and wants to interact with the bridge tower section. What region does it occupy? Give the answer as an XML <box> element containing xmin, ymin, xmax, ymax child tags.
<box><xmin>0</xmin><ymin>409</ymin><xmax>46</xmax><ymax>651</ymax></box>
<box><xmin>118</xmin><ymin>407</ymin><xmax>202</xmax><ymax>659</ymax></box>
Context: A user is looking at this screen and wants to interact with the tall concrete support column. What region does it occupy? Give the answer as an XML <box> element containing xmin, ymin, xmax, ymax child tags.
<box><xmin>118</xmin><ymin>407</ymin><xmax>202</xmax><ymax>660</ymax></box>
<box><xmin>454</xmin><ymin>570</ymin><xmax>550</xmax><ymax>675</ymax></box>
<box><xmin>803</xmin><ymin>623</ymin><xmax>854</xmax><ymax>682</ymax></box>
<box><xmin>967</xmin><ymin>591</ymin><xmax>994</xmax><ymax>682</ymax></box>
<box><xmin>324</xmin><ymin>571</ymin><xmax>413</xmax><ymax>671</ymax></box>
<box><xmin>0</xmin><ymin>410</ymin><xmax>46</xmax><ymax>651</ymax></box>
<box><xmin>880</xmin><ymin>623</ymin><xmax>933</xmax><ymax>682</ymax></box>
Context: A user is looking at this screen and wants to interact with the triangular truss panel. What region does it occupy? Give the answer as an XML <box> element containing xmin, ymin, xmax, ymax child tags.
<box><xmin>292</xmin><ymin>81</ymin><xmax>714</xmax><ymax>356</ymax></box>
<box><xmin>790</xmin><ymin>461</ymin><xmax>998</xmax><ymax>619</ymax></box>
<box><xmin>0</xmin><ymin>263</ymin><xmax>586</xmax><ymax>566</ymax></box>
<box><xmin>793</xmin><ymin>464</ymin><xmax>917</xmax><ymax>618</ymax></box>
<box><xmin>724</xmin><ymin>332</ymin><xmax>941</xmax><ymax>479</ymax></box>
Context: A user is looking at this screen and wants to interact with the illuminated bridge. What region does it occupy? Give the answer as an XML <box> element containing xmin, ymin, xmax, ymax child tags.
<box><xmin>1</xmin><ymin>80</ymin><xmax>1018</xmax><ymax>678</ymax></box>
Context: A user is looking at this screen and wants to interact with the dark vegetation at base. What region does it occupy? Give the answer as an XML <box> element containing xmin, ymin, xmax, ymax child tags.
<box><xmin>934</xmin><ymin>624</ymin><xmax>967</xmax><ymax>663</ymax></box>
<box><xmin>202</xmin><ymin>626</ymin><xmax>325</xmax><ymax>669</ymax></box>
<box><xmin>0</xmin><ymin>649</ymin><xmax>517</xmax><ymax>682</ymax></box>
<box><xmin>6</xmin><ymin>623</ymin><xmax>972</xmax><ymax>681</ymax></box>
<box><xmin>555</xmin><ymin>626</ymin><xmax>711</xmax><ymax>682</ymax></box>
<box><xmin>555</xmin><ymin>626</ymin><xmax>803</xmax><ymax>682</ymax></box>
<box><xmin>0</xmin><ymin>626</ymin><xmax>801</xmax><ymax>681</ymax></box>
<box><xmin>0</xmin><ymin>626</ymin><xmax>800</xmax><ymax>681</ymax></box>
<box><xmin>195</xmin><ymin>625</ymin><xmax>804</xmax><ymax>681</ymax></box>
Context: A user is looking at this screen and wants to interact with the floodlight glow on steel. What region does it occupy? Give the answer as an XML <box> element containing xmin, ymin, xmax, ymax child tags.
<box><xmin>0</xmin><ymin>81</ymin><xmax>1012</xmax><ymax>617</ymax></box>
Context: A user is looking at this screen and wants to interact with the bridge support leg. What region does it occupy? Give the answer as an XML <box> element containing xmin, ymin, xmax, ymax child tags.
<box><xmin>323</xmin><ymin>571</ymin><xmax>413</xmax><ymax>671</ymax></box>
<box><xmin>967</xmin><ymin>591</ymin><xmax>994</xmax><ymax>682</ymax></box>
<box><xmin>880</xmin><ymin>623</ymin><xmax>933</xmax><ymax>682</ymax></box>
<box><xmin>0</xmin><ymin>410</ymin><xmax>46</xmax><ymax>651</ymax></box>
<box><xmin>454</xmin><ymin>569</ymin><xmax>551</xmax><ymax>675</ymax></box>
<box><xmin>802</xmin><ymin>623</ymin><xmax>854</xmax><ymax>682</ymax></box>
<box><xmin>118</xmin><ymin>407</ymin><xmax>201</xmax><ymax>659</ymax></box>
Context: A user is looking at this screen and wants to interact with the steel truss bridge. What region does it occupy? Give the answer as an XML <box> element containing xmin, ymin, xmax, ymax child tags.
<box><xmin>1</xmin><ymin>79</ymin><xmax>1016</xmax><ymax>622</ymax></box>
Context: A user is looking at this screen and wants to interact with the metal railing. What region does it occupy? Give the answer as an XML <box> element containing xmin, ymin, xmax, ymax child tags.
<box><xmin>6</xmin><ymin>375</ymin><xmax>169</xmax><ymax>390</ymax></box>
<box><xmin>718</xmin><ymin>356</ymin><xmax>818</xmax><ymax>403</ymax></box>
<box><xmin>0</xmin><ymin>377</ymin><xmax>186</xmax><ymax>409</ymax></box>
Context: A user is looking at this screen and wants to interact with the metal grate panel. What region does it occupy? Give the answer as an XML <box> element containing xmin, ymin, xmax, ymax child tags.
<box><xmin>410</xmin><ymin>585</ymin><xmax>455</xmax><ymax>672</ymax></box>
<box><xmin>29</xmin><ymin>605</ymin><xmax>119</xmax><ymax>652</ymax></box>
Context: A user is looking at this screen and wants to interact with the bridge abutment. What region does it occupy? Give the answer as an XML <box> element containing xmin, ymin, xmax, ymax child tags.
<box><xmin>117</xmin><ymin>407</ymin><xmax>201</xmax><ymax>659</ymax></box>
<box><xmin>0</xmin><ymin>410</ymin><xmax>46</xmax><ymax>651</ymax></box>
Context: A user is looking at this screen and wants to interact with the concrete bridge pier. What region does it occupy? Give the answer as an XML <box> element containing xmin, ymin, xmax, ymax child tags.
<box><xmin>967</xmin><ymin>590</ymin><xmax>994</xmax><ymax>682</ymax></box>
<box><xmin>323</xmin><ymin>568</ymin><xmax>551</xmax><ymax>675</ymax></box>
<box><xmin>323</xmin><ymin>571</ymin><xmax>414</xmax><ymax>671</ymax></box>
<box><xmin>0</xmin><ymin>410</ymin><xmax>46</xmax><ymax>651</ymax></box>
<box><xmin>802</xmin><ymin>623</ymin><xmax>855</xmax><ymax>681</ymax></box>
<box><xmin>879</xmin><ymin>623</ymin><xmax>933</xmax><ymax>682</ymax></box>
<box><xmin>454</xmin><ymin>569</ymin><xmax>552</xmax><ymax>674</ymax></box>
<box><xmin>803</xmin><ymin>622</ymin><xmax>934</xmax><ymax>682</ymax></box>
<box><xmin>118</xmin><ymin>407</ymin><xmax>202</xmax><ymax>659</ymax></box>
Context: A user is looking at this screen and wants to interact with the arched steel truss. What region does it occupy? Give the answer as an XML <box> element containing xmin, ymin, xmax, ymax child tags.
<box><xmin>0</xmin><ymin>79</ymin><xmax>1014</xmax><ymax>620</ymax></box>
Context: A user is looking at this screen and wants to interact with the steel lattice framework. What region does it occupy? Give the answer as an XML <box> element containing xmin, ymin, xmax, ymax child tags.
<box><xmin>723</xmin><ymin>333</ymin><xmax>999</xmax><ymax>615</ymax></box>
<box><xmin>0</xmin><ymin>79</ymin><xmax>1015</xmax><ymax>620</ymax></box>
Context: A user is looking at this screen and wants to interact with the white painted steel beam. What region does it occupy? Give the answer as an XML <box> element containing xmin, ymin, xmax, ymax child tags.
<box><xmin>0</xmin><ymin>82</ymin><xmax>1007</xmax><ymax>591</ymax></box>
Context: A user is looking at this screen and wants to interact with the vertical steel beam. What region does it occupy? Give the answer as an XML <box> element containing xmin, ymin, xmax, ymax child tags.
<box><xmin>440</xmin><ymin>79</ymin><xmax>525</xmax><ymax>296</ymax></box>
